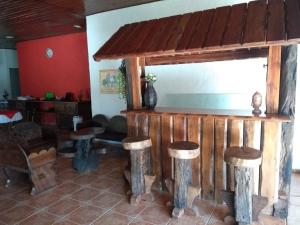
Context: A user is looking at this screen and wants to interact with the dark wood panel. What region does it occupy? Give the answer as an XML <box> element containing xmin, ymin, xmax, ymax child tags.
<box><xmin>161</xmin><ymin>115</ymin><xmax>173</xmax><ymax>181</ymax></box>
<box><xmin>243</xmin><ymin>0</ymin><xmax>267</xmax><ymax>45</ymax></box>
<box><xmin>201</xmin><ymin>117</ymin><xmax>214</xmax><ymax>199</ymax></box>
<box><xmin>267</xmin><ymin>0</ymin><xmax>285</xmax><ymax>43</ymax></box>
<box><xmin>222</xmin><ymin>3</ymin><xmax>247</xmax><ymax>47</ymax></box>
<box><xmin>149</xmin><ymin>115</ymin><xmax>162</xmax><ymax>190</ymax></box>
<box><xmin>214</xmin><ymin>118</ymin><xmax>227</xmax><ymax>203</ymax></box>
<box><xmin>176</xmin><ymin>11</ymin><xmax>202</xmax><ymax>51</ymax></box>
<box><xmin>165</xmin><ymin>13</ymin><xmax>192</xmax><ymax>51</ymax></box>
<box><xmin>187</xmin><ymin>116</ymin><xmax>201</xmax><ymax>187</ymax></box>
<box><xmin>286</xmin><ymin>0</ymin><xmax>300</xmax><ymax>40</ymax></box>
<box><xmin>173</xmin><ymin>115</ymin><xmax>187</xmax><ymax>141</ymax></box>
<box><xmin>204</xmin><ymin>6</ymin><xmax>231</xmax><ymax>48</ymax></box>
<box><xmin>145</xmin><ymin>48</ymin><xmax>268</xmax><ymax>65</ymax></box>
<box><xmin>188</xmin><ymin>9</ymin><xmax>215</xmax><ymax>50</ymax></box>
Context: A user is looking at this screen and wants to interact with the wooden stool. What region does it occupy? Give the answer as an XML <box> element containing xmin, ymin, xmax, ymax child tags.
<box><xmin>223</xmin><ymin>147</ymin><xmax>266</xmax><ymax>225</ymax></box>
<box><xmin>122</xmin><ymin>136</ymin><xmax>155</xmax><ymax>205</ymax></box>
<box><xmin>167</xmin><ymin>141</ymin><xmax>201</xmax><ymax>218</ymax></box>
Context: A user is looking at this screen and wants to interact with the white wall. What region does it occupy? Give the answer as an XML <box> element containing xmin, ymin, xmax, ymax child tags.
<box><xmin>0</xmin><ymin>49</ymin><xmax>18</xmax><ymax>98</ymax></box>
<box><xmin>86</xmin><ymin>0</ymin><xmax>253</xmax><ymax>117</ymax></box>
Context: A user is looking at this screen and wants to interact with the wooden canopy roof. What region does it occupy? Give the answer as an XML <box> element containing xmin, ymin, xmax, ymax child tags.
<box><xmin>93</xmin><ymin>0</ymin><xmax>300</xmax><ymax>61</ymax></box>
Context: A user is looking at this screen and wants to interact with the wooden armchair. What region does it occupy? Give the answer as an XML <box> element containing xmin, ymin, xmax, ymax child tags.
<box><xmin>2</xmin><ymin>122</ymin><xmax>57</xmax><ymax>195</ymax></box>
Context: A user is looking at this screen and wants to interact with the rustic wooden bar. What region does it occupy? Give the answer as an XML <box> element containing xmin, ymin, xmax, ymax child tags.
<box><xmin>122</xmin><ymin>107</ymin><xmax>289</xmax><ymax>212</ymax></box>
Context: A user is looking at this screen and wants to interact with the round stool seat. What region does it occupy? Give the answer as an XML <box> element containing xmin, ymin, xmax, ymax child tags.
<box><xmin>122</xmin><ymin>136</ymin><xmax>152</xmax><ymax>150</ymax></box>
<box><xmin>224</xmin><ymin>146</ymin><xmax>262</xmax><ymax>168</ymax></box>
<box><xmin>168</xmin><ymin>141</ymin><xmax>200</xmax><ymax>159</ymax></box>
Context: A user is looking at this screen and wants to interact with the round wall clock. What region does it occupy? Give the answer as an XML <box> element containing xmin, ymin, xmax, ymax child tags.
<box><xmin>46</xmin><ymin>48</ymin><xmax>54</xmax><ymax>58</ymax></box>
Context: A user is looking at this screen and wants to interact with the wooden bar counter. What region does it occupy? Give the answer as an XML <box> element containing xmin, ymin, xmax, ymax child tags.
<box><xmin>122</xmin><ymin>107</ymin><xmax>290</xmax><ymax>212</ymax></box>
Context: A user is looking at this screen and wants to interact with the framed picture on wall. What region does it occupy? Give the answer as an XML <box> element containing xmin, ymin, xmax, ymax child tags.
<box><xmin>99</xmin><ymin>69</ymin><xmax>119</xmax><ymax>93</ymax></box>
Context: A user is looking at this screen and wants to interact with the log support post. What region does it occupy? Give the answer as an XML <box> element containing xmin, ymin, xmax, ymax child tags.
<box><xmin>122</xmin><ymin>137</ymin><xmax>155</xmax><ymax>205</ymax></box>
<box><xmin>274</xmin><ymin>45</ymin><xmax>297</xmax><ymax>218</ymax></box>
<box><xmin>167</xmin><ymin>141</ymin><xmax>201</xmax><ymax>218</ymax></box>
<box><xmin>125</xmin><ymin>58</ymin><xmax>142</xmax><ymax>110</ymax></box>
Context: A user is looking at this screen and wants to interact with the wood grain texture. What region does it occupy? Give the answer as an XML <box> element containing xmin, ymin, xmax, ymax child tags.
<box><xmin>145</xmin><ymin>48</ymin><xmax>268</xmax><ymax>66</ymax></box>
<box><xmin>267</xmin><ymin>0</ymin><xmax>285</xmax><ymax>43</ymax></box>
<box><xmin>286</xmin><ymin>0</ymin><xmax>300</xmax><ymax>40</ymax></box>
<box><xmin>176</xmin><ymin>11</ymin><xmax>202</xmax><ymax>51</ymax></box>
<box><xmin>214</xmin><ymin>118</ymin><xmax>227</xmax><ymax>203</ymax></box>
<box><xmin>227</xmin><ymin>119</ymin><xmax>243</xmax><ymax>191</ymax></box>
<box><xmin>188</xmin><ymin>9</ymin><xmax>215</xmax><ymax>50</ymax></box>
<box><xmin>222</xmin><ymin>3</ymin><xmax>247</xmax><ymax>47</ymax></box>
<box><xmin>235</xmin><ymin>167</ymin><xmax>253</xmax><ymax>224</ymax></box>
<box><xmin>244</xmin><ymin>120</ymin><xmax>261</xmax><ymax>195</ymax></box>
<box><xmin>126</xmin><ymin>58</ymin><xmax>142</xmax><ymax>110</ymax></box>
<box><xmin>266</xmin><ymin>46</ymin><xmax>282</xmax><ymax>113</ymax></box>
<box><xmin>275</xmin><ymin>45</ymin><xmax>297</xmax><ymax>218</ymax></box>
<box><xmin>201</xmin><ymin>117</ymin><xmax>214</xmax><ymax>199</ymax></box>
<box><xmin>161</xmin><ymin>115</ymin><xmax>173</xmax><ymax>182</ymax></box>
<box><xmin>137</xmin><ymin>114</ymin><xmax>149</xmax><ymax>136</ymax></box>
<box><xmin>187</xmin><ymin>116</ymin><xmax>201</xmax><ymax>187</ymax></box>
<box><xmin>261</xmin><ymin>121</ymin><xmax>282</xmax><ymax>214</ymax></box>
<box><xmin>243</xmin><ymin>0</ymin><xmax>267</xmax><ymax>45</ymax></box>
<box><xmin>126</xmin><ymin>113</ymin><xmax>137</xmax><ymax>136</ymax></box>
<box><xmin>204</xmin><ymin>6</ymin><xmax>231</xmax><ymax>48</ymax></box>
<box><xmin>149</xmin><ymin>115</ymin><xmax>162</xmax><ymax>190</ymax></box>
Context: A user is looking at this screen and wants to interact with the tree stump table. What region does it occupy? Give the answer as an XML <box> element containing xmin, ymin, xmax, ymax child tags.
<box><xmin>223</xmin><ymin>147</ymin><xmax>267</xmax><ymax>225</ymax></box>
<box><xmin>167</xmin><ymin>141</ymin><xmax>201</xmax><ymax>218</ymax></box>
<box><xmin>70</xmin><ymin>127</ymin><xmax>104</xmax><ymax>173</ymax></box>
<box><xmin>122</xmin><ymin>136</ymin><xmax>156</xmax><ymax>205</ymax></box>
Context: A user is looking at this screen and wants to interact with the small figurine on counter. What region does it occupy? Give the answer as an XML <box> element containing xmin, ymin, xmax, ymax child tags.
<box><xmin>251</xmin><ymin>91</ymin><xmax>262</xmax><ymax>115</ymax></box>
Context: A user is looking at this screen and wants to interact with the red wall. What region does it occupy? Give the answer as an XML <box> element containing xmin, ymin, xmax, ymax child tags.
<box><xmin>17</xmin><ymin>32</ymin><xmax>90</xmax><ymax>99</ymax></box>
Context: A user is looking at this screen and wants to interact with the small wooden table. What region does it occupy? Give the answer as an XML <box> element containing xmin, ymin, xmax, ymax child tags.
<box><xmin>70</xmin><ymin>127</ymin><xmax>104</xmax><ymax>173</ymax></box>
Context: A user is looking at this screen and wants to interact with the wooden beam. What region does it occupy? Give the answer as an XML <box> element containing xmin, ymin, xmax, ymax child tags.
<box><xmin>125</xmin><ymin>58</ymin><xmax>142</xmax><ymax>110</ymax></box>
<box><xmin>274</xmin><ymin>45</ymin><xmax>297</xmax><ymax>218</ymax></box>
<box><xmin>266</xmin><ymin>46</ymin><xmax>282</xmax><ymax>113</ymax></box>
<box><xmin>145</xmin><ymin>48</ymin><xmax>268</xmax><ymax>66</ymax></box>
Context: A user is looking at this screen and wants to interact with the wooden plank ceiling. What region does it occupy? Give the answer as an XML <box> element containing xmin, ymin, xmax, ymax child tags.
<box><xmin>0</xmin><ymin>0</ymin><xmax>160</xmax><ymax>49</ymax></box>
<box><xmin>93</xmin><ymin>0</ymin><xmax>300</xmax><ymax>61</ymax></box>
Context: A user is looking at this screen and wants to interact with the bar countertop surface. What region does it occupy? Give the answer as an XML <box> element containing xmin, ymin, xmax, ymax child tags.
<box><xmin>121</xmin><ymin>107</ymin><xmax>290</xmax><ymax>122</ymax></box>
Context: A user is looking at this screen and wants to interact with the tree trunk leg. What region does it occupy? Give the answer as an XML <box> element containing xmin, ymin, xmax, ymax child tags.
<box><xmin>235</xmin><ymin>167</ymin><xmax>253</xmax><ymax>225</ymax></box>
<box><xmin>173</xmin><ymin>158</ymin><xmax>192</xmax><ymax>218</ymax></box>
<box><xmin>130</xmin><ymin>150</ymin><xmax>145</xmax><ymax>205</ymax></box>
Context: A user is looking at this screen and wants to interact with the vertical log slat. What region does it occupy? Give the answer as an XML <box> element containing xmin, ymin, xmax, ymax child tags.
<box><xmin>187</xmin><ymin>116</ymin><xmax>201</xmax><ymax>187</ymax></box>
<box><xmin>214</xmin><ymin>118</ymin><xmax>227</xmax><ymax>203</ymax></box>
<box><xmin>201</xmin><ymin>117</ymin><xmax>214</xmax><ymax>199</ymax></box>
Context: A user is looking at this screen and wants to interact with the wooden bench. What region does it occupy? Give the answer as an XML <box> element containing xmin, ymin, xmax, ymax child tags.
<box><xmin>2</xmin><ymin>122</ymin><xmax>57</xmax><ymax>195</ymax></box>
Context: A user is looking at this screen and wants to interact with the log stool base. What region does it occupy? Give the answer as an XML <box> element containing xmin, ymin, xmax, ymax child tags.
<box><xmin>223</xmin><ymin>147</ymin><xmax>267</xmax><ymax>225</ymax></box>
<box><xmin>166</xmin><ymin>141</ymin><xmax>201</xmax><ymax>218</ymax></box>
<box><xmin>122</xmin><ymin>136</ymin><xmax>155</xmax><ymax>205</ymax></box>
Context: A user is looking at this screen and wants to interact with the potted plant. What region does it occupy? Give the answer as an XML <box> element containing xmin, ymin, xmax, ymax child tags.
<box><xmin>144</xmin><ymin>73</ymin><xmax>157</xmax><ymax>109</ymax></box>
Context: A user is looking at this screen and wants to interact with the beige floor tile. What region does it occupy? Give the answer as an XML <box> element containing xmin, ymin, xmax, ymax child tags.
<box><xmin>47</xmin><ymin>198</ymin><xmax>81</xmax><ymax>216</ymax></box>
<box><xmin>259</xmin><ymin>214</ymin><xmax>286</xmax><ymax>225</ymax></box>
<box><xmin>129</xmin><ymin>218</ymin><xmax>154</xmax><ymax>225</ymax></box>
<box><xmin>0</xmin><ymin>205</ymin><xmax>36</xmax><ymax>224</ymax></box>
<box><xmin>0</xmin><ymin>198</ymin><xmax>17</xmax><ymax>213</ymax></box>
<box><xmin>66</xmin><ymin>205</ymin><xmax>106</xmax><ymax>225</ymax></box>
<box><xmin>90</xmin><ymin>177</ymin><xmax>117</xmax><ymax>190</ymax></box>
<box><xmin>113</xmin><ymin>200</ymin><xmax>146</xmax><ymax>217</ymax></box>
<box><xmin>137</xmin><ymin>205</ymin><xmax>171</xmax><ymax>225</ymax></box>
<box><xmin>73</xmin><ymin>174</ymin><xmax>98</xmax><ymax>185</ymax></box>
<box><xmin>25</xmin><ymin>192</ymin><xmax>62</xmax><ymax>208</ymax></box>
<box><xmin>93</xmin><ymin>211</ymin><xmax>133</xmax><ymax>225</ymax></box>
<box><xmin>70</xmin><ymin>187</ymin><xmax>101</xmax><ymax>202</ymax></box>
<box><xmin>168</xmin><ymin>215</ymin><xmax>206</xmax><ymax>225</ymax></box>
<box><xmin>52</xmin><ymin>218</ymin><xmax>78</xmax><ymax>225</ymax></box>
<box><xmin>19</xmin><ymin>211</ymin><xmax>58</xmax><ymax>225</ymax></box>
<box><xmin>52</xmin><ymin>182</ymin><xmax>82</xmax><ymax>195</ymax></box>
<box><xmin>92</xmin><ymin>192</ymin><xmax>123</xmax><ymax>209</ymax></box>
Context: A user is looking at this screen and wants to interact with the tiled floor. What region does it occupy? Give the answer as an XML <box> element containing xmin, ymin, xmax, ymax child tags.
<box><xmin>0</xmin><ymin>152</ymin><xmax>292</xmax><ymax>225</ymax></box>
